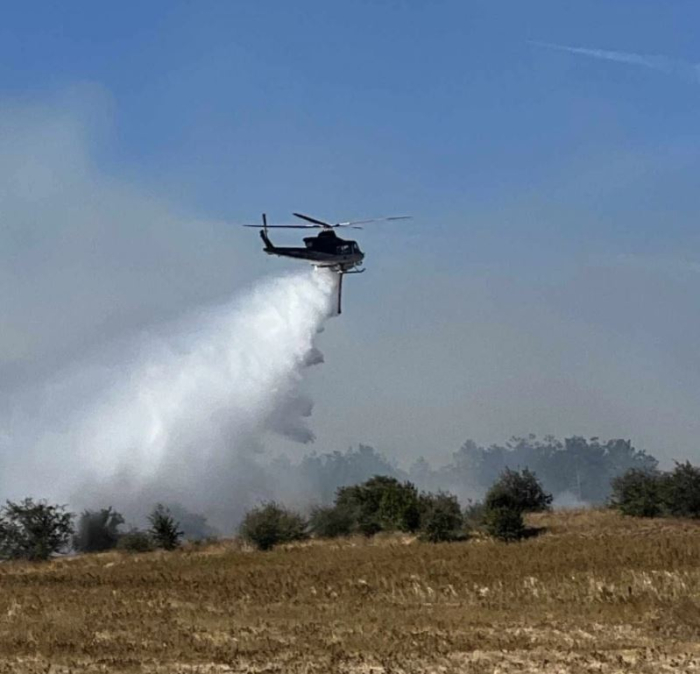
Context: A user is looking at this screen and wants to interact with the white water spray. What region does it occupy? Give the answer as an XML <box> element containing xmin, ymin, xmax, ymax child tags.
<box><xmin>1</xmin><ymin>269</ymin><xmax>336</xmax><ymax>526</ymax></box>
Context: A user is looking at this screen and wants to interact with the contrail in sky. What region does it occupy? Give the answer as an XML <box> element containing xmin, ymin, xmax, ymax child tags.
<box><xmin>531</xmin><ymin>41</ymin><xmax>700</xmax><ymax>84</ymax></box>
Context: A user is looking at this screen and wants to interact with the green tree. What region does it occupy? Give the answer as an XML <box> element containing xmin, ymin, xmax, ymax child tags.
<box><xmin>239</xmin><ymin>502</ymin><xmax>308</xmax><ymax>551</ymax></box>
<box><xmin>664</xmin><ymin>462</ymin><xmax>700</xmax><ymax>518</ymax></box>
<box><xmin>308</xmin><ymin>504</ymin><xmax>355</xmax><ymax>539</ymax></box>
<box><xmin>148</xmin><ymin>504</ymin><xmax>183</xmax><ymax>551</ymax></box>
<box><xmin>484</xmin><ymin>468</ymin><xmax>552</xmax><ymax>513</ymax></box>
<box><xmin>335</xmin><ymin>476</ymin><xmax>422</xmax><ymax>535</ymax></box>
<box><xmin>419</xmin><ymin>492</ymin><xmax>464</xmax><ymax>542</ymax></box>
<box><xmin>0</xmin><ymin>498</ymin><xmax>74</xmax><ymax>561</ymax></box>
<box><xmin>609</xmin><ymin>469</ymin><xmax>664</xmax><ymax>518</ymax></box>
<box><xmin>73</xmin><ymin>507</ymin><xmax>124</xmax><ymax>553</ymax></box>
<box><xmin>484</xmin><ymin>506</ymin><xmax>526</xmax><ymax>542</ymax></box>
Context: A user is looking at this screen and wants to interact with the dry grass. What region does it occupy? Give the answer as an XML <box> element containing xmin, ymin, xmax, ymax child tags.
<box><xmin>1</xmin><ymin>509</ymin><xmax>700</xmax><ymax>672</ymax></box>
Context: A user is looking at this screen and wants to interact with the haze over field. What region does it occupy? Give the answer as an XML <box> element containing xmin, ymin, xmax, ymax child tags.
<box><xmin>2</xmin><ymin>2</ymin><xmax>700</xmax><ymax>520</ymax></box>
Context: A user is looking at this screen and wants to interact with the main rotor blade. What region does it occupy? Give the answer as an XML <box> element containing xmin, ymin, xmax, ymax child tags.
<box><xmin>293</xmin><ymin>212</ymin><xmax>333</xmax><ymax>227</ymax></box>
<box><xmin>336</xmin><ymin>215</ymin><xmax>412</xmax><ymax>226</ymax></box>
<box><xmin>242</xmin><ymin>224</ymin><xmax>321</xmax><ymax>229</ymax></box>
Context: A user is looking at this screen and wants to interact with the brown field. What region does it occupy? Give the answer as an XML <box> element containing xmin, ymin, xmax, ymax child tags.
<box><xmin>1</xmin><ymin>509</ymin><xmax>700</xmax><ymax>673</ymax></box>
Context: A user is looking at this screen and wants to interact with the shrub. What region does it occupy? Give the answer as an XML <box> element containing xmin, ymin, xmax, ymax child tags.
<box><xmin>117</xmin><ymin>529</ymin><xmax>155</xmax><ymax>553</ymax></box>
<box><xmin>239</xmin><ymin>502</ymin><xmax>308</xmax><ymax>551</ymax></box>
<box><xmin>664</xmin><ymin>462</ymin><xmax>700</xmax><ymax>518</ymax></box>
<box><xmin>73</xmin><ymin>507</ymin><xmax>124</xmax><ymax>553</ymax></box>
<box><xmin>609</xmin><ymin>469</ymin><xmax>665</xmax><ymax>518</ymax></box>
<box><xmin>484</xmin><ymin>468</ymin><xmax>552</xmax><ymax>513</ymax></box>
<box><xmin>336</xmin><ymin>476</ymin><xmax>422</xmax><ymax>535</ymax></box>
<box><xmin>0</xmin><ymin>498</ymin><xmax>74</xmax><ymax>561</ymax></box>
<box><xmin>308</xmin><ymin>504</ymin><xmax>354</xmax><ymax>539</ymax></box>
<box><xmin>484</xmin><ymin>506</ymin><xmax>526</xmax><ymax>542</ymax></box>
<box><xmin>419</xmin><ymin>492</ymin><xmax>464</xmax><ymax>543</ymax></box>
<box><xmin>148</xmin><ymin>504</ymin><xmax>184</xmax><ymax>551</ymax></box>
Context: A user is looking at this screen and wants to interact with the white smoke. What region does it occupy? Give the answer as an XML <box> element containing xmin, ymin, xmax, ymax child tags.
<box><xmin>1</xmin><ymin>269</ymin><xmax>337</xmax><ymax>529</ymax></box>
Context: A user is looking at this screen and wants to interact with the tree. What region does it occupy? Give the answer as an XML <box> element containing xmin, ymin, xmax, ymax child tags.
<box><xmin>484</xmin><ymin>506</ymin><xmax>526</xmax><ymax>542</ymax></box>
<box><xmin>419</xmin><ymin>492</ymin><xmax>464</xmax><ymax>543</ymax></box>
<box><xmin>239</xmin><ymin>502</ymin><xmax>308</xmax><ymax>551</ymax></box>
<box><xmin>484</xmin><ymin>468</ymin><xmax>552</xmax><ymax>513</ymax></box>
<box><xmin>73</xmin><ymin>507</ymin><xmax>124</xmax><ymax>553</ymax></box>
<box><xmin>481</xmin><ymin>469</ymin><xmax>550</xmax><ymax>543</ymax></box>
<box><xmin>148</xmin><ymin>504</ymin><xmax>183</xmax><ymax>551</ymax></box>
<box><xmin>447</xmin><ymin>435</ymin><xmax>659</xmax><ymax>505</ymax></box>
<box><xmin>609</xmin><ymin>469</ymin><xmax>664</xmax><ymax>518</ymax></box>
<box><xmin>0</xmin><ymin>498</ymin><xmax>74</xmax><ymax>561</ymax></box>
<box><xmin>336</xmin><ymin>476</ymin><xmax>422</xmax><ymax>535</ymax></box>
<box><xmin>308</xmin><ymin>504</ymin><xmax>355</xmax><ymax>539</ymax></box>
<box><xmin>664</xmin><ymin>462</ymin><xmax>700</xmax><ymax>518</ymax></box>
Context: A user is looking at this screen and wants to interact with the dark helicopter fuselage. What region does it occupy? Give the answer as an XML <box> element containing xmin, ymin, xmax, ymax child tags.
<box><xmin>260</xmin><ymin>228</ymin><xmax>364</xmax><ymax>271</ymax></box>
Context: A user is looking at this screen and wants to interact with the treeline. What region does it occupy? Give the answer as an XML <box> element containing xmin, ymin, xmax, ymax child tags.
<box><xmin>289</xmin><ymin>435</ymin><xmax>658</xmax><ymax>506</ymax></box>
<box><xmin>240</xmin><ymin>469</ymin><xmax>552</xmax><ymax>550</ymax></box>
<box><xmin>2</xmin><ymin>458</ymin><xmax>700</xmax><ymax>561</ymax></box>
<box><xmin>610</xmin><ymin>462</ymin><xmax>700</xmax><ymax>518</ymax></box>
<box><xmin>0</xmin><ymin>500</ymin><xmax>190</xmax><ymax>561</ymax></box>
<box><xmin>0</xmin><ymin>469</ymin><xmax>556</xmax><ymax>558</ymax></box>
<box><xmin>240</xmin><ymin>459</ymin><xmax>700</xmax><ymax>550</ymax></box>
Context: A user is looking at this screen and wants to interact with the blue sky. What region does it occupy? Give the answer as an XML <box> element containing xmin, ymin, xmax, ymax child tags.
<box><xmin>2</xmin><ymin>1</ymin><xmax>700</xmax><ymax>466</ymax></box>
<box><xmin>3</xmin><ymin>2</ymin><xmax>699</xmax><ymax>248</ymax></box>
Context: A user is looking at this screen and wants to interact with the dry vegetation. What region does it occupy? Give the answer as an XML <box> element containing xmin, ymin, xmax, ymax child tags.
<box><xmin>1</xmin><ymin>509</ymin><xmax>700</xmax><ymax>673</ymax></box>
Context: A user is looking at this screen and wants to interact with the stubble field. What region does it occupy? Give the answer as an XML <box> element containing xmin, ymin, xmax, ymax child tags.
<box><xmin>1</xmin><ymin>509</ymin><xmax>700</xmax><ymax>673</ymax></box>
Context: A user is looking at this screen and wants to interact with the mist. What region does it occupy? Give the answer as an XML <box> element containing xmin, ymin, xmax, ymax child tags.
<box><xmin>2</xmin><ymin>268</ymin><xmax>336</xmax><ymax>530</ymax></box>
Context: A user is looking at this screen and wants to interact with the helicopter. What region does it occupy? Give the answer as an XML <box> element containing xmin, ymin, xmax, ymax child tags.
<box><xmin>243</xmin><ymin>212</ymin><xmax>410</xmax><ymax>314</ymax></box>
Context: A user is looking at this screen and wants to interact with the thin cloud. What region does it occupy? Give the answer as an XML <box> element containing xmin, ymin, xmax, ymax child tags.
<box><xmin>531</xmin><ymin>41</ymin><xmax>700</xmax><ymax>84</ymax></box>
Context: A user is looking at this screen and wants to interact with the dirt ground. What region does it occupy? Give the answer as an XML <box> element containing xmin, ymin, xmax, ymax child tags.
<box><xmin>1</xmin><ymin>509</ymin><xmax>700</xmax><ymax>673</ymax></box>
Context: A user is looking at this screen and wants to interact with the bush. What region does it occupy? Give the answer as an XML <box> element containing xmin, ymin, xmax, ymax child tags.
<box><xmin>609</xmin><ymin>469</ymin><xmax>665</xmax><ymax>518</ymax></box>
<box><xmin>117</xmin><ymin>529</ymin><xmax>155</xmax><ymax>553</ymax></box>
<box><xmin>484</xmin><ymin>468</ymin><xmax>552</xmax><ymax>513</ymax></box>
<box><xmin>0</xmin><ymin>498</ymin><xmax>74</xmax><ymax>561</ymax></box>
<box><xmin>419</xmin><ymin>492</ymin><xmax>464</xmax><ymax>543</ymax></box>
<box><xmin>664</xmin><ymin>462</ymin><xmax>700</xmax><ymax>518</ymax></box>
<box><xmin>308</xmin><ymin>504</ymin><xmax>354</xmax><ymax>539</ymax></box>
<box><xmin>73</xmin><ymin>507</ymin><xmax>124</xmax><ymax>553</ymax></box>
<box><xmin>148</xmin><ymin>504</ymin><xmax>184</xmax><ymax>551</ymax></box>
<box><xmin>484</xmin><ymin>506</ymin><xmax>526</xmax><ymax>542</ymax></box>
<box><xmin>239</xmin><ymin>502</ymin><xmax>308</xmax><ymax>551</ymax></box>
<box><xmin>336</xmin><ymin>476</ymin><xmax>422</xmax><ymax>535</ymax></box>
